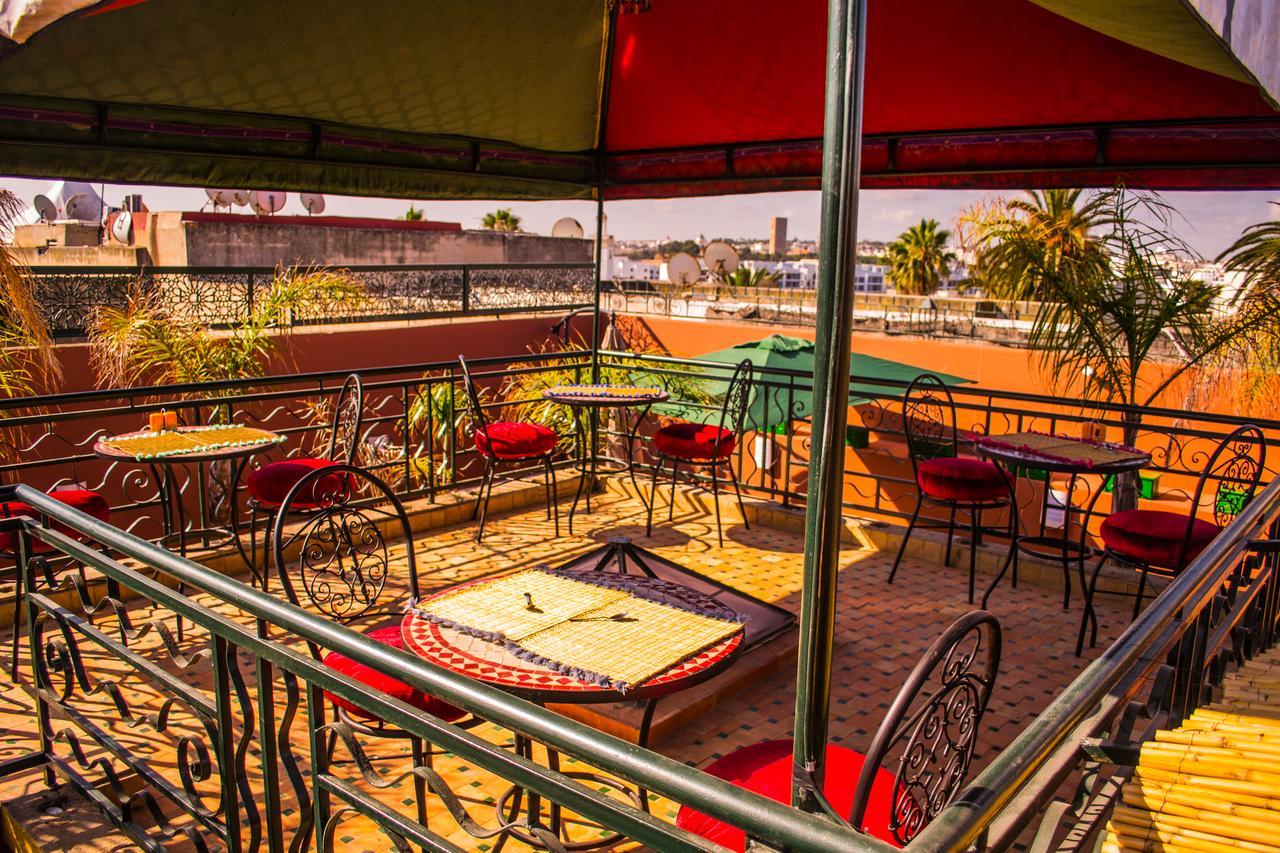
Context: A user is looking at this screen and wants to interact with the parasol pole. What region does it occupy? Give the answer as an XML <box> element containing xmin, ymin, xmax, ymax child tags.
<box><xmin>792</xmin><ymin>0</ymin><xmax>867</xmax><ymax>810</ymax></box>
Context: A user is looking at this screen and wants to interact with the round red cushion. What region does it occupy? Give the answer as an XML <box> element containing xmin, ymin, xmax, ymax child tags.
<box><xmin>0</xmin><ymin>489</ymin><xmax>110</xmax><ymax>554</ymax></box>
<box><xmin>321</xmin><ymin>626</ymin><xmax>467</xmax><ymax>723</ymax></box>
<box><xmin>246</xmin><ymin>458</ymin><xmax>352</xmax><ymax>508</ymax></box>
<box><xmin>1100</xmin><ymin>509</ymin><xmax>1221</xmax><ymax>570</ymax></box>
<box><xmin>653</xmin><ymin>422</ymin><xmax>736</xmax><ymax>461</ymax></box>
<box><xmin>675</xmin><ymin>739</ymin><xmax>903</xmax><ymax>849</ymax></box>
<box><xmin>916</xmin><ymin>457</ymin><xmax>1008</xmax><ymax>503</ymax></box>
<box><xmin>474</xmin><ymin>421</ymin><xmax>556</xmax><ymax>459</ymax></box>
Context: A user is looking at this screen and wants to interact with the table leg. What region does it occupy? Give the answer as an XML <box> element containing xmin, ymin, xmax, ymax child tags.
<box><xmin>568</xmin><ymin>407</ymin><xmax>589</xmax><ymax>534</ymax></box>
<box><xmin>626</xmin><ymin>402</ymin><xmax>655</xmax><ymax>513</ymax></box>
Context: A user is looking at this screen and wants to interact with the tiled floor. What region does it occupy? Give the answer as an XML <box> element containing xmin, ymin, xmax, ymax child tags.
<box><xmin>0</xmin><ymin>483</ymin><xmax>1129</xmax><ymax>851</ymax></box>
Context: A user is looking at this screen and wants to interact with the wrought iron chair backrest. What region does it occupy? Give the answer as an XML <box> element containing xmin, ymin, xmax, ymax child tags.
<box><xmin>321</xmin><ymin>373</ymin><xmax>365</xmax><ymax>464</ymax></box>
<box><xmin>901</xmin><ymin>373</ymin><xmax>960</xmax><ymax>475</ymax></box>
<box><xmin>717</xmin><ymin>359</ymin><xmax>754</xmax><ymax>437</ymax></box>
<box><xmin>848</xmin><ymin>610</ymin><xmax>1002</xmax><ymax>845</ymax></box>
<box><xmin>1183</xmin><ymin>424</ymin><xmax>1267</xmax><ymax>564</ymax></box>
<box><xmin>271</xmin><ymin>464</ymin><xmax>419</xmax><ymax>659</ymax></box>
<box><xmin>456</xmin><ymin>355</ymin><xmax>491</xmax><ymax>437</ymax></box>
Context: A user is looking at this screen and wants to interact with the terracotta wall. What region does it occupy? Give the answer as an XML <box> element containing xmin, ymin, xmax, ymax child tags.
<box><xmin>38</xmin><ymin>313</ymin><xmax>593</xmax><ymax>397</ymax></box>
<box><xmin>629</xmin><ymin>312</ymin><xmax>1249</xmax><ymax>417</ymax></box>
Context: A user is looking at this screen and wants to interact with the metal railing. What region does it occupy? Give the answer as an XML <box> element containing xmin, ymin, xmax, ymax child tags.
<box><xmin>2</xmin><ymin>484</ymin><xmax>876</xmax><ymax>851</ymax></box>
<box><xmin>606</xmin><ymin>280</ymin><xmax>1042</xmax><ymax>337</ymax></box>
<box><xmin>28</xmin><ymin>263</ymin><xmax>595</xmax><ymax>336</ymax></box>
<box><xmin>3</xmin><ymin>348</ymin><xmax>1278</xmax><ymax>550</ymax></box>
<box><xmin>5</xmin><ymin>417</ymin><xmax>1280</xmax><ymax>850</ymax></box>
<box><xmin>4</xmin><ymin>351</ymin><xmax>1280</xmax><ymax>848</ymax></box>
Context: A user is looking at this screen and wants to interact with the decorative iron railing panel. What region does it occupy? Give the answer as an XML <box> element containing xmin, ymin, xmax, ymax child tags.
<box><xmin>3</xmin><ymin>486</ymin><xmax>880</xmax><ymax>852</ymax></box>
<box><xmin>2</xmin><ymin>349</ymin><xmax>1279</xmax><ymax>558</ymax></box>
<box><xmin>27</xmin><ymin>264</ymin><xmax>595</xmax><ymax>337</ymax></box>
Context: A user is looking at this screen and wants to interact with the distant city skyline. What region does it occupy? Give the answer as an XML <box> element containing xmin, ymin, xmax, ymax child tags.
<box><xmin>3</xmin><ymin>175</ymin><xmax>1276</xmax><ymax>259</ymax></box>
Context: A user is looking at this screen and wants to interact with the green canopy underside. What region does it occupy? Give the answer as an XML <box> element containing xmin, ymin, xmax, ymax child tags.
<box><xmin>658</xmin><ymin>335</ymin><xmax>972</xmax><ymax>430</ymax></box>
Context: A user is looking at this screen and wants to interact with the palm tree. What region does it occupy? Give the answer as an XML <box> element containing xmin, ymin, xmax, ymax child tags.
<box><xmin>886</xmin><ymin>219</ymin><xmax>956</xmax><ymax>295</ymax></box>
<box><xmin>403</xmin><ymin>205</ymin><xmax>425</xmax><ymax>222</ymax></box>
<box><xmin>720</xmin><ymin>267</ymin><xmax>779</xmax><ymax>288</ymax></box>
<box><xmin>1214</xmin><ymin>202</ymin><xmax>1280</xmax><ymax>408</ymax></box>
<box><xmin>989</xmin><ymin>188</ymin><xmax>1278</xmax><ymax>509</ymax></box>
<box><xmin>88</xmin><ymin>266</ymin><xmax>365</xmax><ymax>390</ymax></box>
<box><xmin>481</xmin><ymin>208</ymin><xmax>521</xmax><ymax>232</ymax></box>
<box><xmin>0</xmin><ymin>189</ymin><xmax>59</xmax><ymax>398</ymax></box>
<box><xmin>964</xmin><ymin>189</ymin><xmax>1112</xmax><ymax>301</ymax></box>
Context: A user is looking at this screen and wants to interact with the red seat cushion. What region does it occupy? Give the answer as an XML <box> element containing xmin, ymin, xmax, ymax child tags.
<box><xmin>0</xmin><ymin>489</ymin><xmax>110</xmax><ymax>554</ymax></box>
<box><xmin>474</xmin><ymin>422</ymin><xmax>556</xmax><ymax>459</ymax></box>
<box><xmin>916</xmin><ymin>457</ymin><xmax>1008</xmax><ymax>503</ymax></box>
<box><xmin>1100</xmin><ymin>509</ymin><xmax>1221</xmax><ymax>570</ymax></box>
<box><xmin>675</xmin><ymin>739</ymin><xmax>903</xmax><ymax>849</ymax></box>
<box><xmin>653</xmin><ymin>422</ymin><xmax>736</xmax><ymax>461</ymax></box>
<box><xmin>246</xmin><ymin>458</ymin><xmax>352</xmax><ymax>508</ymax></box>
<box><xmin>321</xmin><ymin>626</ymin><xmax>467</xmax><ymax>723</ymax></box>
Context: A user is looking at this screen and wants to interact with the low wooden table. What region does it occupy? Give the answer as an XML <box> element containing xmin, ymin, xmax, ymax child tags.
<box><xmin>976</xmin><ymin>431</ymin><xmax>1151</xmax><ymax>612</ymax></box>
<box><xmin>402</xmin><ymin>569</ymin><xmax>742</xmax><ymax>850</ymax></box>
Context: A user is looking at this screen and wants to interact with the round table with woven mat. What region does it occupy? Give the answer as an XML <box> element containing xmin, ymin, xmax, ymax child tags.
<box><xmin>402</xmin><ymin>569</ymin><xmax>743</xmax><ymax>850</ymax></box>
<box><xmin>542</xmin><ymin>385</ymin><xmax>669</xmax><ymax>533</ymax></box>
<box><xmin>94</xmin><ymin>424</ymin><xmax>283</xmax><ymax>560</ymax></box>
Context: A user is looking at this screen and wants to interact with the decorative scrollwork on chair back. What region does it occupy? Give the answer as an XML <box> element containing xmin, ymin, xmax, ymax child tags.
<box><xmin>456</xmin><ymin>356</ymin><xmax>491</xmax><ymax>436</ymax></box>
<box><xmin>849</xmin><ymin>610</ymin><xmax>1002</xmax><ymax>845</ymax></box>
<box><xmin>717</xmin><ymin>359</ymin><xmax>754</xmax><ymax>437</ymax></box>
<box><xmin>322</xmin><ymin>373</ymin><xmax>365</xmax><ymax>464</ymax></box>
<box><xmin>901</xmin><ymin>373</ymin><xmax>959</xmax><ymax>470</ymax></box>
<box><xmin>272</xmin><ymin>464</ymin><xmax>419</xmax><ymax>639</ymax></box>
<box><xmin>1190</xmin><ymin>423</ymin><xmax>1267</xmax><ymax>544</ymax></box>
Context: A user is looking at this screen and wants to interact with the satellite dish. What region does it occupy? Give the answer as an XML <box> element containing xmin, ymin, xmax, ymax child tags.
<box><xmin>666</xmin><ymin>252</ymin><xmax>701</xmax><ymax>286</ymax></box>
<box><xmin>703</xmin><ymin>241</ymin><xmax>740</xmax><ymax>275</ymax></box>
<box><xmin>32</xmin><ymin>195</ymin><xmax>58</xmax><ymax>223</ymax></box>
<box><xmin>231</xmin><ymin>190</ymin><xmax>251</xmax><ymax>207</ymax></box>
<box><xmin>63</xmin><ymin>192</ymin><xmax>103</xmax><ymax>222</ymax></box>
<box><xmin>300</xmin><ymin>193</ymin><xmax>326</xmax><ymax>215</ymax></box>
<box><xmin>551</xmin><ymin>217</ymin><xmax>584</xmax><ymax>239</ymax></box>
<box><xmin>204</xmin><ymin>188</ymin><xmax>235</xmax><ymax>207</ymax></box>
<box><xmin>249</xmin><ymin>190</ymin><xmax>287</xmax><ymax>215</ymax></box>
<box><xmin>110</xmin><ymin>209</ymin><xmax>133</xmax><ymax>244</ymax></box>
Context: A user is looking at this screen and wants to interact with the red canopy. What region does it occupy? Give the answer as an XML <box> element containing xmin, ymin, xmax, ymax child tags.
<box><xmin>0</xmin><ymin>0</ymin><xmax>1276</xmax><ymax>198</ymax></box>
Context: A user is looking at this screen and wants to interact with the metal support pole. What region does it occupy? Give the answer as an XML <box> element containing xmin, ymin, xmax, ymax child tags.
<box><xmin>591</xmin><ymin>194</ymin><xmax>605</xmax><ymax>383</ymax></box>
<box><xmin>791</xmin><ymin>0</ymin><xmax>867</xmax><ymax>811</ymax></box>
<box><xmin>590</xmin><ymin>8</ymin><xmax>618</xmax><ymax>384</ymax></box>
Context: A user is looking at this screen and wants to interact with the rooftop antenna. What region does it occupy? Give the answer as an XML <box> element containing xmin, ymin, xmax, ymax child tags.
<box><xmin>702</xmin><ymin>240</ymin><xmax>741</xmax><ymax>278</ymax></box>
<box><xmin>666</xmin><ymin>251</ymin><xmax>701</xmax><ymax>287</ymax></box>
<box><xmin>300</xmin><ymin>193</ymin><xmax>326</xmax><ymax>215</ymax></box>
<box><xmin>550</xmin><ymin>217</ymin><xmax>584</xmax><ymax>239</ymax></box>
<box><xmin>231</xmin><ymin>190</ymin><xmax>251</xmax><ymax>207</ymax></box>
<box><xmin>249</xmin><ymin>190</ymin><xmax>287</xmax><ymax>216</ymax></box>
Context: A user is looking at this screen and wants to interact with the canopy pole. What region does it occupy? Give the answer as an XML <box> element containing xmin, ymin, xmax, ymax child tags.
<box><xmin>590</xmin><ymin>6</ymin><xmax>619</xmax><ymax>384</ymax></box>
<box><xmin>792</xmin><ymin>0</ymin><xmax>867</xmax><ymax>811</ymax></box>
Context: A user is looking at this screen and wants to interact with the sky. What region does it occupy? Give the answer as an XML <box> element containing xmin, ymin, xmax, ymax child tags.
<box><xmin>4</xmin><ymin>175</ymin><xmax>1277</xmax><ymax>259</ymax></box>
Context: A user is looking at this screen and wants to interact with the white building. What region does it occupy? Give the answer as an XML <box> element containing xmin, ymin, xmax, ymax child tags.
<box><xmin>612</xmin><ymin>257</ymin><xmax>662</xmax><ymax>281</ymax></box>
<box><xmin>745</xmin><ymin>259</ymin><xmax>887</xmax><ymax>293</ymax></box>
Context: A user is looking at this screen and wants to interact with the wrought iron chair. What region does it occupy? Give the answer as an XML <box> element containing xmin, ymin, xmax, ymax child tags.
<box><xmin>243</xmin><ymin>372</ymin><xmax>364</xmax><ymax>584</ymax></box>
<box><xmin>676</xmin><ymin>610</ymin><xmax>1002</xmax><ymax>849</ymax></box>
<box><xmin>646</xmin><ymin>358</ymin><xmax>752</xmax><ymax>547</ymax></box>
<box><xmin>457</xmin><ymin>356</ymin><xmax>559</xmax><ymax>543</ymax></box>
<box><xmin>270</xmin><ymin>463</ymin><xmax>476</xmax><ymax>828</ymax></box>
<box><xmin>1</xmin><ymin>487</ymin><xmax>111</xmax><ymax>678</ymax></box>
<box><xmin>1077</xmin><ymin>424</ymin><xmax>1266</xmax><ymax>654</ymax></box>
<box><xmin>887</xmin><ymin>373</ymin><xmax>1015</xmax><ymax>604</ymax></box>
